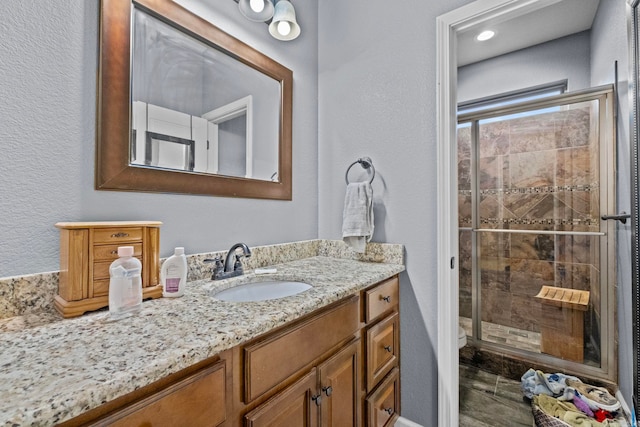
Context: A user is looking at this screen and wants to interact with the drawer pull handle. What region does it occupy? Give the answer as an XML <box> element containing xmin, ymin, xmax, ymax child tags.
<box><xmin>111</xmin><ymin>232</ymin><xmax>129</xmax><ymax>238</ymax></box>
<box><xmin>384</xmin><ymin>407</ymin><xmax>394</xmax><ymax>415</ymax></box>
<box><xmin>110</xmin><ymin>250</ymin><xmax>118</xmax><ymax>255</ymax></box>
<box><xmin>312</xmin><ymin>394</ymin><xmax>322</xmax><ymax>406</ymax></box>
<box><xmin>381</xmin><ymin>295</ymin><xmax>391</xmax><ymax>303</ymax></box>
<box><xmin>384</xmin><ymin>345</ymin><xmax>393</xmax><ymax>353</ymax></box>
<box><xmin>322</xmin><ymin>386</ymin><xmax>333</xmax><ymax>396</ymax></box>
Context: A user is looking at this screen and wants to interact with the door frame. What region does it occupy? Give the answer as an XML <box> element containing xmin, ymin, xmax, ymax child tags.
<box><xmin>436</xmin><ymin>1</ymin><xmax>574</xmax><ymax>426</ymax></box>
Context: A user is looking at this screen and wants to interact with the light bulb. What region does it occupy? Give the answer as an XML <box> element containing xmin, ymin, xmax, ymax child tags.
<box><xmin>249</xmin><ymin>0</ymin><xmax>264</xmax><ymax>13</ymax></box>
<box><xmin>476</xmin><ymin>30</ymin><xmax>495</xmax><ymax>41</ymax></box>
<box><xmin>277</xmin><ymin>20</ymin><xmax>291</xmax><ymax>36</ymax></box>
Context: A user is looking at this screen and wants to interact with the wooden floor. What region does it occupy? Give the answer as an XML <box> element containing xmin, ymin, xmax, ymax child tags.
<box><xmin>459</xmin><ymin>364</ymin><xmax>534</xmax><ymax>427</ymax></box>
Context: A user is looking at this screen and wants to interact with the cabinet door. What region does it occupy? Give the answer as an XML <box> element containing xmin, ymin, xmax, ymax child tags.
<box><xmin>366</xmin><ymin>368</ymin><xmax>399</xmax><ymax>427</ymax></box>
<box><xmin>366</xmin><ymin>312</ymin><xmax>399</xmax><ymax>392</ymax></box>
<box><xmin>244</xmin><ymin>369</ymin><xmax>319</xmax><ymax>427</ymax></box>
<box><xmin>317</xmin><ymin>339</ymin><xmax>360</xmax><ymax>427</ymax></box>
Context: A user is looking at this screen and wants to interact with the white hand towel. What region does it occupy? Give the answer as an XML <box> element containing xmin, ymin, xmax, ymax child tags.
<box><xmin>342</xmin><ymin>182</ymin><xmax>374</xmax><ymax>253</ymax></box>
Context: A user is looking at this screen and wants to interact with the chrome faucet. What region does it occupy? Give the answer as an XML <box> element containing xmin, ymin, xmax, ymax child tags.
<box><xmin>224</xmin><ymin>242</ymin><xmax>252</xmax><ymax>273</ymax></box>
<box><xmin>205</xmin><ymin>243</ymin><xmax>252</xmax><ymax>280</ymax></box>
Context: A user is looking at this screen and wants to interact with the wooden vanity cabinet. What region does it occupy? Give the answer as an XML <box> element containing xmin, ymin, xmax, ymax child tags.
<box><xmin>237</xmin><ymin>296</ymin><xmax>361</xmax><ymax>427</ymax></box>
<box><xmin>59</xmin><ymin>275</ymin><xmax>400</xmax><ymax>427</ymax></box>
<box><xmin>240</xmin><ymin>275</ymin><xmax>400</xmax><ymax>427</ymax></box>
<box><xmin>362</xmin><ymin>276</ymin><xmax>400</xmax><ymax>427</ymax></box>
<box><xmin>243</xmin><ymin>339</ymin><xmax>360</xmax><ymax>427</ymax></box>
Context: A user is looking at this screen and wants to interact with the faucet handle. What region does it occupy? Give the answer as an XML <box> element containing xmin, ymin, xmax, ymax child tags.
<box><xmin>204</xmin><ymin>255</ymin><xmax>222</xmax><ymax>264</ymax></box>
<box><xmin>204</xmin><ymin>256</ymin><xmax>224</xmax><ymax>279</ymax></box>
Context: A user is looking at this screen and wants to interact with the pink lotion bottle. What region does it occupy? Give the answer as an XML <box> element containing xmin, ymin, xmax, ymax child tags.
<box><xmin>161</xmin><ymin>247</ymin><xmax>187</xmax><ymax>298</ymax></box>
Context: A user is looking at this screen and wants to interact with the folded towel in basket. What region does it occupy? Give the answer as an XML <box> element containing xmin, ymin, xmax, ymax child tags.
<box><xmin>533</xmin><ymin>395</ymin><xmax>622</xmax><ymax>427</ymax></box>
<box><xmin>342</xmin><ymin>182</ymin><xmax>374</xmax><ymax>253</ymax></box>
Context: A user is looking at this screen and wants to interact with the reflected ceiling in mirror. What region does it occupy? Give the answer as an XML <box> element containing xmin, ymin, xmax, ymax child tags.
<box><xmin>97</xmin><ymin>0</ymin><xmax>292</xmax><ymax>199</ymax></box>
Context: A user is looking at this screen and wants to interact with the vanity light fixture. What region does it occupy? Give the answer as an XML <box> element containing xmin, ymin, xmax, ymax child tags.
<box><xmin>476</xmin><ymin>30</ymin><xmax>495</xmax><ymax>41</ymax></box>
<box><xmin>268</xmin><ymin>0</ymin><xmax>300</xmax><ymax>41</ymax></box>
<box><xmin>238</xmin><ymin>0</ymin><xmax>274</xmax><ymax>22</ymax></box>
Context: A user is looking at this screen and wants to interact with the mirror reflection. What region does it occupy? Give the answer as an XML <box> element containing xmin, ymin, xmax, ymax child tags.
<box><xmin>131</xmin><ymin>5</ymin><xmax>281</xmax><ymax>181</ymax></box>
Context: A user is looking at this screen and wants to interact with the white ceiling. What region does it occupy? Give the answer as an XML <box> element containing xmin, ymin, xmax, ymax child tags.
<box><xmin>457</xmin><ymin>0</ymin><xmax>601</xmax><ymax>66</ymax></box>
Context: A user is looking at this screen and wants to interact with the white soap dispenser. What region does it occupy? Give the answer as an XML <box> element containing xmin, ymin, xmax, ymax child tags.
<box><xmin>161</xmin><ymin>247</ymin><xmax>188</xmax><ymax>298</ymax></box>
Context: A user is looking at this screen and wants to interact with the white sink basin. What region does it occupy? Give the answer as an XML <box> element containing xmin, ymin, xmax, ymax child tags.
<box><xmin>213</xmin><ymin>280</ymin><xmax>312</xmax><ymax>302</ymax></box>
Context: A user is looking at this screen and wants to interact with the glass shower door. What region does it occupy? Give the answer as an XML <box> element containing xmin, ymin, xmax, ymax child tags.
<box><xmin>459</xmin><ymin>88</ymin><xmax>616</xmax><ymax>378</ymax></box>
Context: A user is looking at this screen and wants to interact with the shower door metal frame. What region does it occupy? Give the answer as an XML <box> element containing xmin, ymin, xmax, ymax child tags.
<box><xmin>627</xmin><ymin>0</ymin><xmax>640</xmax><ymax>418</ymax></box>
<box><xmin>458</xmin><ymin>85</ymin><xmax>617</xmax><ymax>381</ymax></box>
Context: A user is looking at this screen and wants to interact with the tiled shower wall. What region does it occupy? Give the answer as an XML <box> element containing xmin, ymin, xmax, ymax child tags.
<box><xmin>458</xmin><ymin>103</ymin><xmax>602</xmax><ymax>355</ymax></box>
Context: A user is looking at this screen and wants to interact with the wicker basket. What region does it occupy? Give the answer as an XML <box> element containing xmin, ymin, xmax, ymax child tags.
<box><xmin>532</xmin><ymin>402</ymin><xmax>572</xmax><ymax>427</ymax></box>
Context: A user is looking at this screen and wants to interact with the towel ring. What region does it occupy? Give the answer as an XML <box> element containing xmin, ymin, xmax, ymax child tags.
<box><xmin>345</xmin><ymin>157</ymin><xmax>375</xmax><ymax>184</ymax></box>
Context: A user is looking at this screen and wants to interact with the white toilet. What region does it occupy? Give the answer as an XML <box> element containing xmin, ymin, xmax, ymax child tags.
<box><xmin>458</xmin><ymin>326</ymin><xmax>467</xmax><ymax>349</ymax></box>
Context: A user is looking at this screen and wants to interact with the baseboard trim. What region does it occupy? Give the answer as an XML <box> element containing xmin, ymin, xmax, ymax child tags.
<box><xmin>395</xmin><ymin>416</ymin><xmax>424</xmax><ymax>427</ymax></box>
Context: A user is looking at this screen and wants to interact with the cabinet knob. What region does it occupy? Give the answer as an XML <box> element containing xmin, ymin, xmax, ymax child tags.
<box><xmin>384</xmin><ymin>407</ymin><xmax>394</xmax><ymax>415</ymax></box>
<box><xmin>381</xmin><ymin>295</ymin><xmax>391</xmax><ymax>303</ymax></box>
<box><xmin>312</xmin><ymin>394</ymin><xmax>322</xmax><ymax>406</ymax></box>
<box><xmin>322</xmin><ymin>386</ymin><xmax>333</xmax><ymax>396</ymax></box>
<box><xmin>384</xmin><ymin>345</ymin><xmax>393</xmax><ymax>353</ymax></box>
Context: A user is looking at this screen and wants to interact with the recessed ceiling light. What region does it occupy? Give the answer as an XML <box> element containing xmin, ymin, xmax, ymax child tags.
<box><xmin>476</xmin><ymin>30</ymin><xmax>495</xmax><ymax>41</ymax></box>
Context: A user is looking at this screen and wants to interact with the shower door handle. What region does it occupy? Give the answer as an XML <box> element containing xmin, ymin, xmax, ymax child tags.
<box><xmin>601</xmin><ymin>212</ymin><xmax>631</xmax><ymax>224</ymax></box>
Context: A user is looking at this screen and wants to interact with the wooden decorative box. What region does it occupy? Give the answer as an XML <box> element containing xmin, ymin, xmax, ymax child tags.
<box><xmin>54</xmin><ymin>221</ymin><xmax>163</xmax><ymax>318</ymax></box>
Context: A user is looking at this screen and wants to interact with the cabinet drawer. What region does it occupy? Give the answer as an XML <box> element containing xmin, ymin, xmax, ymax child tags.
<box><xmin>366</xmin><ymin>368</ymin><xmax>399</xmax><ymax>427</ymax></box>
<box><xmin>92</xmin><ymin>227</ymin><xmax>143</xmax><ymax>244</ymax></box>
<box><xmin>93</xmin><ymin>243</ymin><xmax>143</xmax><ymax>261</ymax></box>
<box><xmin>244</xmin><ymin>296</ymin><xmax>359</xmax><ymax>402</ymax></box>
<box><xmin>93</xmin><ymin>279</ymin><xmax>110</xmax><ymax>297</ymax></box>
<box><xmin>364</xmin><ymin>276</ymin><xmax>399</xmax><ymax>323</ymax></box>
<box><xmin>96</xmin><ymin>360</ymin><xmax>227</xmax><ymax>427</ymax></box>
<box><xmin>93</xmin><ymin>257</ymin><xmax>142</xmax><ymax>280</ymax></box>
<box><xmin>366</xmin><ymin>312</ymin><xmax>399</xmax><ymax>391</ymax></box>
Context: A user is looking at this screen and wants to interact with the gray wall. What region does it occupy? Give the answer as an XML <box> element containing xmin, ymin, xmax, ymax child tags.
<box><xmin>458</xmin><ymin>31</ymin><xmax>591</xmax><ymax>102</ymax></box>
<box><xmin>317</xmin><ymin>0</ymin><xmax>474</xmax><ymax>424</ymax></box>
<box><xmin>0</xmin><ymin>0</ymin><xmax>318</xmax><ymax>277</ymax></box>
<box><xmin>590</xmin><ymin>0</ymin><xmax>633</xmax><ymax>405</ymax></box>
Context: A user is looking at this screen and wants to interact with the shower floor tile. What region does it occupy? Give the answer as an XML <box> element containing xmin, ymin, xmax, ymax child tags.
<box><xmin>460</xmin><ymin>317</ymin><xmax>542</xmax><ymax>351</ymax></box>
<box><xmin>459</xmin><ymin>364</ymin><xmax>533</xmax><ymax>427</ymax></box>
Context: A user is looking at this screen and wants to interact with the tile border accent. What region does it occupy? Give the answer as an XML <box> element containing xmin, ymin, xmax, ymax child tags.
<box><xmin>459</xmin><ymin>183</ymin><xmax>599</xmax><ymax>196</ymax></box>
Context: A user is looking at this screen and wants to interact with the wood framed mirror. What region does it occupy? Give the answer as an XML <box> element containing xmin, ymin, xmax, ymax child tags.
<box><xmin>97</xmin><ymin>0</ymin><xmax>293</xmax><ymax>199</ymax></box>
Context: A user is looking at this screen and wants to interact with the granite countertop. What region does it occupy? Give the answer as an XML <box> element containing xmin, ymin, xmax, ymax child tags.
<box><xmin>0</xmin><ymin>255</ymin><xmax>404</xmax><ymax>426</ymax></box>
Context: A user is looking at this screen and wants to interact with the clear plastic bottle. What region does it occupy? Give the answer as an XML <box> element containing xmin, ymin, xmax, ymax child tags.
<box><xmin>161</xmin><ymin>247</ymin><xmax>187</xmax><ymax>298</ymax></box>
<box><xmin>109</xmin><ymin>246</ymin><xmax>142</xmax><ymax>320</ymax></box>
